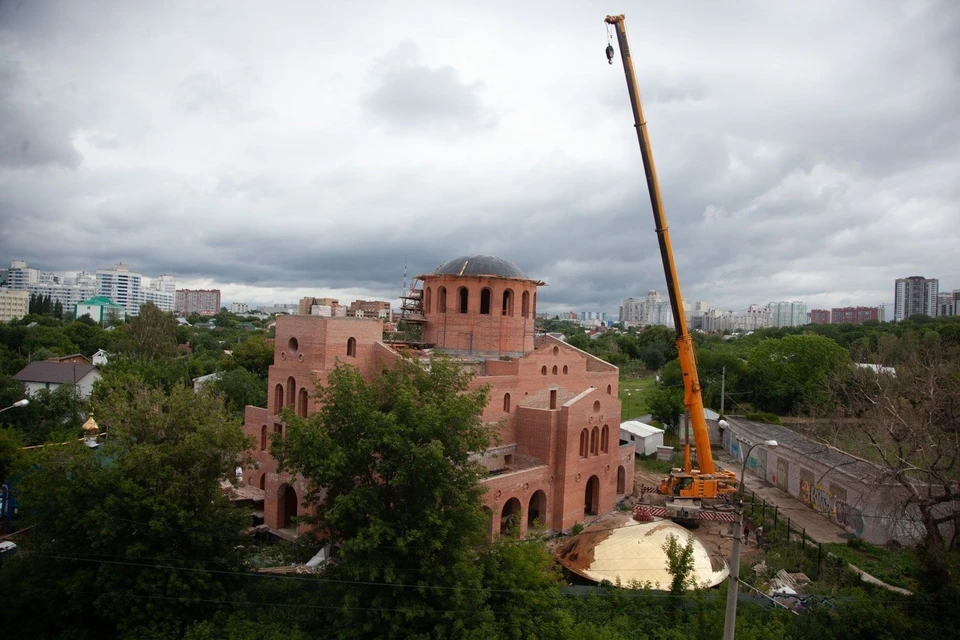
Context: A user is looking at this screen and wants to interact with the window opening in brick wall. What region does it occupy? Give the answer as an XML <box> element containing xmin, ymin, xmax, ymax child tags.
<box><xmin>347</xmin><ymin>337</ymin><xmax>357</xmax><ymax>357</ymax></box>
<box><xmin>502</xmin><ymin>289</ymin><xmax>513</xmax><ymax>316</ymax></box>
<box><xmin>438</xmin><ymin>287</ymin><xmax>447</xmax><ymax>313</ymax></box>
<box><xmin>480</xmin><ymin>288</ymin><xmax>491</xmax><ymax>315</ymax></box>
<box><xmin>503</xmin><ymin>393</ymin><xmax>511</xmax><ymax>412</ymax></box>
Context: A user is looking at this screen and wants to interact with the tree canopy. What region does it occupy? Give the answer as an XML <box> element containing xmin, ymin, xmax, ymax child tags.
<box><xmin>274</xmin><ymin>356</ymin><xmax>494</xmax><ymax>638</ymax></box>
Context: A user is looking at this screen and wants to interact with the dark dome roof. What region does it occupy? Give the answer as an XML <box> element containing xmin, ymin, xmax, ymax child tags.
<box><xmin>433</xmin><ymin>255</ymin><xmax>528</xmax><ymax>279</ymax></box>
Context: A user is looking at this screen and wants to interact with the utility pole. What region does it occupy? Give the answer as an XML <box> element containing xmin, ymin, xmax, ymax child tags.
<box><xmin>720</xmin><ymin>366</ymin><xmax>726</xmax><ymax>416</ymax></box>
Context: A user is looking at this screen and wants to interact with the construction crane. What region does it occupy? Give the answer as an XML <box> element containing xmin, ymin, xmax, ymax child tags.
<box><xmin>604</xmin><ymin>15</ymin><xmax>737</xmax><ymax>519</ymax></box>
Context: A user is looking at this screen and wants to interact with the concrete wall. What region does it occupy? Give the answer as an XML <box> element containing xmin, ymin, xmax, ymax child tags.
<box><xmin>721</xmin><ymin>418</ymin><xmax>930</xmax><ymax>545</ymax></box>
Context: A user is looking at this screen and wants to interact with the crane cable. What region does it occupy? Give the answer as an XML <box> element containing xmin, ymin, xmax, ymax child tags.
<box><xmin>606</xmin><ymin>23</ymin><xmax>615</xmax><ymax>64</ymax></box>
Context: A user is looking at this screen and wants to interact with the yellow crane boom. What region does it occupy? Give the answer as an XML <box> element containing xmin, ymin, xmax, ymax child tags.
<box><xmin>604</xmin><ymin>14</ymin><xmax>736</xmax><ymax>506</ymax></box>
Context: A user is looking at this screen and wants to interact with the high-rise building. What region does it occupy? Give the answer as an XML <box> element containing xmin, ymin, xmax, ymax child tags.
<box><xmin>175</xmin><ymin>289</ymin><xmax>221</xmax><ymax>316</ymax></box>
<box><xmin>0</xmin><ymin>289</ymin><xmax>30</xmax><ymax>322</ymax></box>
<box><xmin>618</xmin><ymin>297</ymin><xmax>642</xmax><ymax>324</ymax></box>
<box><xmin>894</xmin><ymin>276</ymin><xmax>938</xmax><ymax>321</ymax></box>
<box><xmin>231</xmin><ymin>302</ymin><xmax>250</xmax><ymax>314</ymax></box>
<box><xmin>766</xmin><ymin>301</ymin><xmax>808</xmax><ymax>327</ymax></box>
<box><xmin>937</xmin><ymin>291</ymin><xmax>960</xmax><ymax>317</ymax></box>
<box><xmin>809</xmin><ymin>309</ymin><xmax>830</xmax><ymax>325</ymax></box>
<box><xmin>97</xmin><ymin>263</ymin><xmax>144</xmax><ymax>317</ymax></box>
<box><xmin>831</xmin><ymin>306</ymin><xmax>880</xmax><ymax>325</ymax></box>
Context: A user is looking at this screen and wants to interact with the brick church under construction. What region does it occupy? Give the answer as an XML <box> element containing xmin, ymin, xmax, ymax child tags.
<box><xmin>241</xmin><ymin>255</ymin><xmax>634</xmax><ymax>537</ymax></box>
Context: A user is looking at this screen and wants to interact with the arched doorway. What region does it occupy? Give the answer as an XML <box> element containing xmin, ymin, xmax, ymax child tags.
<box><xmin>584</xmin><ymin>475</ymin><xmax>600</xmax><ymax>515</ymax></box>
<box><xmin>278</xmin><ymin>483</ymin><xmax>298</xmax><ymax>529</ymax></box>
<box><xmin>617</xmin><ymin>466</ymin><xmax>626</xmax><ymax>494</ymax></box>
<box><xmin>501</xmin><ymin>497</ymin><xmax>521</xmax><ymax>535</ymax></box>
<box><xmin>528</xmin><ymin>490</ymin><xmax>546</xmax><ymax>528</ymax></box>
<box><xmin>259</xmin><ymin>473</ymin><xmax>266</xmax><ymax>490</ymax></box>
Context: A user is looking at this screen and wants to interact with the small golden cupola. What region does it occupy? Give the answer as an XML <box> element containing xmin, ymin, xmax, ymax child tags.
<box><xmin>82</xmin><ymin>413</ymin><xmax>100</xmax><ymax>447</ymax></box>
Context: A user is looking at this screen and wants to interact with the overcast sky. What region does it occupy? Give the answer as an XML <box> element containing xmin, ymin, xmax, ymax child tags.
<box><xmin>1</xmin><ymin>1</ymin><xmax>958</xmax><ymax>314</ymax></box>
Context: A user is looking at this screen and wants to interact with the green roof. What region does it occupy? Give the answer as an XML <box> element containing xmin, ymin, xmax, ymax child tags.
<box><xmin>78</xmin><ymin>296</ymin><xmax>124</xmax><ymax>308</ymax></box>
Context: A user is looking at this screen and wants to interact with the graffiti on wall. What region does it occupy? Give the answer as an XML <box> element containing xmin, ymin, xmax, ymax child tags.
<box><xmin>803</xmin><ymin>479</ymin><xmax>865</xmax><ymax>536</ymax></box>
<box><xmin>799</xmin><ymin>469</ymin><xmax>814</xmax><ymax>505</ymax></box>
<box><xmin>835</xmin><ymin>499</ymin><xmax>865</xmax><ymax>536</ymax></box>
<box><xmin>776</xmin><ymin>458</ymin><xmax>789</xmax><ymax>492</ymax></box>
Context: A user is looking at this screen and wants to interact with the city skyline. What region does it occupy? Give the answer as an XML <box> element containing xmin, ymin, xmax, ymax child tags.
<box><xmin>1</xmin><ymin>2</ymin><xmax>958</xmax><ymax>316</ymax></box>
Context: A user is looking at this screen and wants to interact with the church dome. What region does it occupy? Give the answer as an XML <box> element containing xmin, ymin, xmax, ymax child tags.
<box><xmin>433</xmin><ymin>255</ymin><xmax>528</xmax><ymax>280</ymax></box>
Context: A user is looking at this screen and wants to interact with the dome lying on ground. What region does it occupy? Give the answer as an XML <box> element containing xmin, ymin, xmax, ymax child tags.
<box><xmin>556</xmin><ymin>514</ymin><xmax>729</xmax><ymax>589</ymax></box>
<box><xmin>433</xmin><ymin>255</ymin><xmax>528</xmax><ymax>279</ymax></box>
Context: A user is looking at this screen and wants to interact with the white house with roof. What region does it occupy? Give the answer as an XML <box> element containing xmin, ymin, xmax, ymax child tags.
<box><xmin>620</xmin><ymin>420</ymin><xmax>664</xmax><ymax>456</ymax></box>
<box><xmin>13</xmin><ymin>362</ymin><xmax>101</xmax><ymax>398</ymax></box>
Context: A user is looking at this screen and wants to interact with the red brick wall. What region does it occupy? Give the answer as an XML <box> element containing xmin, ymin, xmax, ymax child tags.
<box><xmin>242</xmin><ymin>300</ymin><xmax>631</xmax><ymax>537</ymax></box>
<box><xmin>421</xmin><ymin>274</ymin><xmax>538</xmax><ymax>355</ymax></box>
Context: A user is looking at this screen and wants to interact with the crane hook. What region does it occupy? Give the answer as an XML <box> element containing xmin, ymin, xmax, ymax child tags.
<box><xmin>606</xmin><ymin>44</ymin><xmax>614</xmax><ymax>64</ymax></box>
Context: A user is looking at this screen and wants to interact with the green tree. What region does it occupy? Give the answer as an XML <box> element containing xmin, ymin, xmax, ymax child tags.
<box><xmin>273</xmin><ymin>356</ymin><xmax>494</xmax><ymax>638</ymax></box>
<box><xmin>119</xmin><ymin>302</ymin><xmax>179</xmax><ymax>360</ymax></box>
<box><xmin>746</xmin><ymin>334</ymin><xmax>851</xmax><ymax>415</ymax></box>
<box><xmin>0</xmin><ymin>426</ymin><xmax>24</xmax><ymax>482</ymax></box>
<box><xmin>649</xmin><ymin>387</ymin><xmax>685</xmax><ymax>428</ymax></box>
<box><xmin>230</xmin><ymin>334</ymin><xmax>274</xmax><ymax>378</ymax></box>
<box><xmin>213</xmin><ymin>367</ymin><xmax>267</xmax><ymax>415</ymax></box>
<box><xmin>663</xmin><ymin>533</ymin><xmax>696</xmax><ymax>596</ymax></box>
<box><xmin>0</xmin><ymin>382</ymin><xmax>251</xmax><ymax>638</ymax></box>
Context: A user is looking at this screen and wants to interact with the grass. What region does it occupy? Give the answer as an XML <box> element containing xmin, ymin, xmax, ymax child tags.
<box><xmin>822</xmin><ymin>540</ymin><xmax>921</xmax><ymax>592</ymax></box>
<box><xmin>635</xmin><ymin>455</ymin><xmax>677</xmax><ymax>475</ymax></box>
<box><xmin>619</xmin><ymin>375</ymin><xmax>657</xmax><ymax>420</ymax></box>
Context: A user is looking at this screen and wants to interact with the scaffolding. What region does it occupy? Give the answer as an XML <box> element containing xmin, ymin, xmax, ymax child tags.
<box><xmin>384</xmin><ymin>277</ymin><xmax>433</xmax><ymax>349</ymax></box>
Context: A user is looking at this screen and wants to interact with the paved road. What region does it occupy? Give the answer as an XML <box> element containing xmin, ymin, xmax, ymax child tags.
<box><xmin>713</xmin><ymin>449</ymin><xmax>851</xmax><ymax>545</ymax></box>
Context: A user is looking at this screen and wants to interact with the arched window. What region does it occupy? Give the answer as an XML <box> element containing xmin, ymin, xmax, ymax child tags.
<box><xmin>298</xmin><ymin>388</ymin><xmax>308</xmax><ymax>417</ymax></box>
<box><xmin>502</xmin><ymin>289</ymin><xmax>513</xmax><ymax>316</ymax></box>
<box><xmin>521</xmin><ymin>291</ymin><xmax>530</xmax><ymax>318</ymax></box>
<box><xmin>617</xmin><ymin>466</ymin><xmax>626</xmax><ymax>494</ymax></box>
<box><xmin>458</xmin><ymin>287</ymin><xmax>469</xmax><ymax>313</ymax></box>
<box><xmin>541</xmin><ymin>366</ymin><xmax>547</xmax><ymax>375</ymax></box>
<box><xmin>286</xmin><ymin>377</ymin><xmax>296</xmax><ymax>407</ymax></box>
<box><xmin>438</xmin><ymin>287</ymin><xmax>447</xmax><ymax>313</ymax></box>
<box><xmin>347</xmin><ymin>337</ymin><xmax>357</xmax><ymax>357</ymax></box>
<box><xmin>503</xmin><ymin>393</ymin><xmax>511</xmax><ymax>412</ymax></box>
<box><xmin>563</xmin><ymin>365</ymin><xmax>568</xmax><ymax>374</ymax></box>
<box><xmin>260</xmin><ymin>424</ymin><xmax>267</xmax><ymax>451</ymax></box>
<box><xmin>424</xmin><ymin>287</ymin><xmax>432</xmax><ymax>314</ymax></box>
<box><xmin>480</xmin><ymin>288</ymin><xmax>491</xmax><ymax>315</ymax></box>
<box><xmin>607</xmin><ymin>384</ymin><xmax>612</xmax><ymax>395</ymax></box>
<box><xmin>274</xmin><ymin>384</ymin><xmax>284</xmax><ymax>412</ymax></box>
<box><xmin>579</xmin><ymin>429</ymin><xmax>588</xmax><ymax>458</ymax></box>
<box><xmin>552</xmin><ymin>365</ymin><xmax>558</xmax><ymax>375</ymax></box>
<box><xmin>590</xmin><ymin>427</ymin><xmax>599</xmax><ymax>455</ymax></box>
<box><xmin>532</xmin><ymin>292</ymin><xmax>537</xmax><ymax>317</ymax></box>
<box><xmin>601</xmin><ymin>425</ymin><xmax>609</xmax><ymax>453</ymax></box>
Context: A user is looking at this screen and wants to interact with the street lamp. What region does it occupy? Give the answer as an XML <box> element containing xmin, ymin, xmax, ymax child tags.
<box><xmin>722</xmin><ymin>438</ymin><xmax>777</xmax><ymax>640</ymax></box>
<box><xmin>0</xmin><ymin>399</ymin><xmax>29</xmax><ymax>414</ymax></box>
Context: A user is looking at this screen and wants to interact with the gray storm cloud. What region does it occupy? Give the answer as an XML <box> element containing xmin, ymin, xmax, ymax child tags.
<box><xmin>0</xmin><ymin>0</ymin><xmax>957</xmax><ymax>312</ymax></box>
